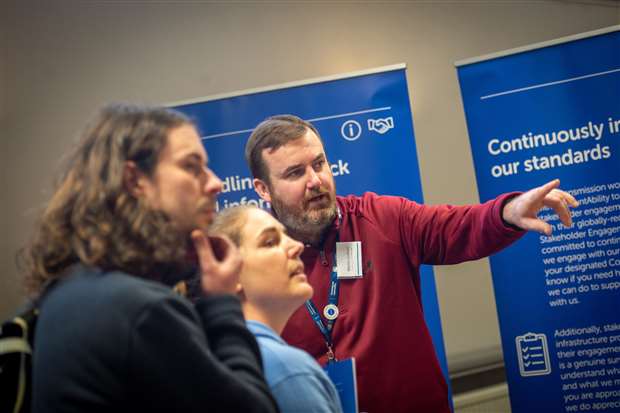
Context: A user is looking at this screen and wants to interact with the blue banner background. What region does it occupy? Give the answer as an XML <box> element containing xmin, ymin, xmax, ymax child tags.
<box><xmin>457</xmin><ymin>29</ymin><xmax>620</xmax><ymax>412</ymax></box>
<box><xmin>173</xmin><ymin>67</ymin><xmax>452</xmax><ymax>403</ymax></box>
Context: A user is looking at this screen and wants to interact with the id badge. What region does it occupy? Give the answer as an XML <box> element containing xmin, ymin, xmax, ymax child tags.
<box><xmin>324</xmin><ymin>357</ymin><xmax>359</xmax><ymax>413</ymax></box>
<box><xmin>336</xmin><ymin>241</ymin><xmax>363</xmax><ymax>279</ymax></box>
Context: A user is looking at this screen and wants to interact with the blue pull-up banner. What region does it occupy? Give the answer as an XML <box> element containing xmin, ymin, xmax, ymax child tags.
<box><xmin>457</xmin><ymin>26</ymin><xmax>620</xmax><ymax>412</ymax></box>
<box><xmin>171</xmin><ymin>65</ymin><xmax>451</xmax><ymax>408</ymax></box>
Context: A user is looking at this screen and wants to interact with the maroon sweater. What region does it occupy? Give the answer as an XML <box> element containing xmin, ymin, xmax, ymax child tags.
<box><xmin>282</xmin><ymin>192</ymin><xmax>524</xmax><ymax>413</ymax></box>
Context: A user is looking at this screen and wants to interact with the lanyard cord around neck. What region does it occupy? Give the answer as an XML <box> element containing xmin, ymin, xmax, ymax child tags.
<box><xmin>304</xmin><ymin>208</ymin><xmax>341</xmax><ymax>362</ymax></box>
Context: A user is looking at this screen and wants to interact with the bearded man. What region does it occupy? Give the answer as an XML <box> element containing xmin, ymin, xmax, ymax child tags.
<box><xmin>244</xmin><ymin>114</ymin><xmax>578</xmax><ymax>413</ymax></box>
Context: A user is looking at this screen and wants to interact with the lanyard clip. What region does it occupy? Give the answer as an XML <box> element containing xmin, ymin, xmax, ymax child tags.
<box><xmin>326</xmin><ymin>344</ymin><xmax>337</xmax><ymax>362</ymax></box>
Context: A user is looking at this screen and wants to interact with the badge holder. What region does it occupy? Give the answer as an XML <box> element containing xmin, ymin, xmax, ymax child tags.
<box><xmin>324</xmin><ymin>357</ymin><xmax>358</xmax><ymax>413</ymax></box>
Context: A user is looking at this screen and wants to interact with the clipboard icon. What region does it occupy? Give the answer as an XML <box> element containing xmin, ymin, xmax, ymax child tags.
<box><xmin>515</xmin><ymin>332</ymin><xmax>551</xmax><ymax>377</ymax></box>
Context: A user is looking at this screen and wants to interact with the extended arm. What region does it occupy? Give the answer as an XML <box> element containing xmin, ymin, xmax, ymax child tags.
<box><xmin>396</xmin><ymin>180</ymin><xmax>577</xmax><ymax>265</ymax></box>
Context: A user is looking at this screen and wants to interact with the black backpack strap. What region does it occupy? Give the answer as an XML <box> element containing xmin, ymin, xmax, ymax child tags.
<box><xmin>1</xmin><ymin>279</ymin><xmax>57</xmax><ymax>413</ymax></box>
<box><xmin>1</xmin><ymin>306</ymin><xmax>38</xmax><ymax>413</ymax></box>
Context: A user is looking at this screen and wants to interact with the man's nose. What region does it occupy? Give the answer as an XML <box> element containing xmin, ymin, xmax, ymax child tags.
<box><xmin>205</xmin><ymin>168</ymin><xmax>223</xmax><ymax>194</ymax></box>
<box><xmin>306</xmin><ymin>169</ymin><xmax>321</xmax><ymax>189</ymax></box>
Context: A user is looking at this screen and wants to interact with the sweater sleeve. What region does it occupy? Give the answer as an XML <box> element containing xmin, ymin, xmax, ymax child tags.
<box><xmin>128</xmin><ymin>294</ymin><xmax>279</xmax><ymax>413</ymax></box>
<box><xmin>397</xmin><ymin>192</ymin><xmax>526</xmax><ymax>266</ymax></box>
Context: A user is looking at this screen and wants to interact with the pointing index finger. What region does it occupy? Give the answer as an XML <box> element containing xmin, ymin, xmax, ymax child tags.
<box><xmin>536</xmin><ymin>179</ymin><xmax>561</xmax><ymax>199</ymax></box>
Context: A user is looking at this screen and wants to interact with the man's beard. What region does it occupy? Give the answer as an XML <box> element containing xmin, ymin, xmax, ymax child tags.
<box><xmin>119</xmin><ymin>205</ymin><xmax>197</xmax><ymax>286</ymax></box>
<box><xmin>270</xmin><ymin>188</ymin><xmax>337</xmax><ymax>245</ymax></box>
<box><xmin>177</xmin><ymin>198</ymin><xmax>216</xmax><ymax>234</ymax></box>
<box><xmin>153</xmin><ymin>201</ymin><xmax>218</xmax><ymax>287</ymax></box>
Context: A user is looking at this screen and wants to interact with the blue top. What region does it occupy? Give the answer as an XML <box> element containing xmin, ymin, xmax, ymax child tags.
<box><xmin>247</xmin><ymin>320</ymin><xmax>343</xmax><ymax>413</ymax></box>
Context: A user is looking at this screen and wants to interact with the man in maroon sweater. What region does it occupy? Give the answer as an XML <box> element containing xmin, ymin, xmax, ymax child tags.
<box><xmin>244</xmin><ymin>114</ymin><xmax>578</xmax><ymax>413</ymax></box>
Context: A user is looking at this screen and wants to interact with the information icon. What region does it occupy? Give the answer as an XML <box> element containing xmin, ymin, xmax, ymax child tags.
<box><xmin>340</xmin><ymin>120</ymin><xmax>362</xmax><ymax>141</ymax></box>
<box><xmin>515</xmin><ymin>332</ymin><xmax>551</xmax><ymax>377</ymax></box>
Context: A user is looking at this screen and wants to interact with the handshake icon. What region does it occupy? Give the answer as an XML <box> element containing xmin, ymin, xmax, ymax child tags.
<box><xmin>367</xmin><ymin>117</ymin><xmax>394</xmax><ymax>135</ymax></box>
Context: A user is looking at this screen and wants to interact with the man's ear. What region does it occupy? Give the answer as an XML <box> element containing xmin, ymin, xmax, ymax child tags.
<box><xmin>253</xmin><ymin>178</ymin><xmax>272</xmax><ymax>203</ymax></box>
<box><xmin>123</xmin><ymin>161</ymin><xmax>150</xmax><ymax>198</ymax></box>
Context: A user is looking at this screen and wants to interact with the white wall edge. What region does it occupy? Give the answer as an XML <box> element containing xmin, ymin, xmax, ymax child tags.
<box><xmin>455</xmin><ymin>24</ymin><xmax>620</xmax><ymax>67</ymax></box>
<box><xmin>166</xmin><ymin>63</ymin><xmax>407</xmax><ymax>107</ymax></box>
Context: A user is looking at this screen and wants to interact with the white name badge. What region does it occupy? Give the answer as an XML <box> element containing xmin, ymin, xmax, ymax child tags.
<box><xmin>336</xmin><ymin>241</ymin><xmax>363</xmax><ymax>279</ymax></box>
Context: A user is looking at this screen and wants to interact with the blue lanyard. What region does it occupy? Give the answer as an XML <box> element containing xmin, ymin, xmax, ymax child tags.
<box><xmin>305</xmin><ymin>234</ymin><xmax>340</xmax><ymax>362</ymax></box>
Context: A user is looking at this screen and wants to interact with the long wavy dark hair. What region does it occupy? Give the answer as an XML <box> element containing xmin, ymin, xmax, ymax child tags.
<box><xmin>19</xmin><ymin>103</ymin><xmax>196</xmax><ymax>297</ymax></box>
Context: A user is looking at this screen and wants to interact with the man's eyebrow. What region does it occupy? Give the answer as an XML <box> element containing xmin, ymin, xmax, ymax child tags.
<box><xmin>280</xmin><ymin>154</ymin><xmax>325</xmax><ymax>177</ymax></box>
<box><xmin>181</xmin><ymin>152</ymin><xmax>206</xmax><ymax>163</ymax></box>
<box><xmin>281</xmin><ymin>163</ymin><xmax>303</xmax><ymax>177</ymax></box>
<box><xmin>313</xmin><ymin>153</ymin><xmax>325</xmax><ymax>163</ymax></box>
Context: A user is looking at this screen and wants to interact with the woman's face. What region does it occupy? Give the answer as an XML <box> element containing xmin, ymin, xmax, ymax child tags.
<box><xmin>238</xmin><ymin>208</ymin><xmax>313</xmax><ymax>312</ymax></box>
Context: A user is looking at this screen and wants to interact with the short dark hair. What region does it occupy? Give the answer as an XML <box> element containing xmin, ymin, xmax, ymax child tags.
<box><xmin>245</xmin><ymin>114</ymin><xmax>323</xmax><ymax>183</ymax></box>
